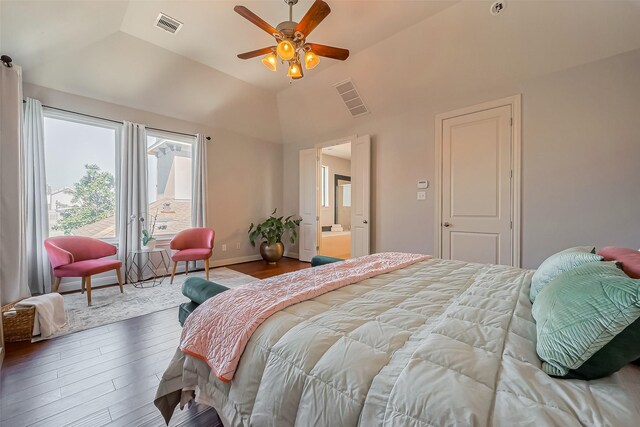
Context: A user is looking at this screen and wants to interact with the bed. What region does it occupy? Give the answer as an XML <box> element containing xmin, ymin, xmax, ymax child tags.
<box><xmin>155</xmin><ymin>255</ymin><xmax>640</xmax><ymax>426</ymax></box>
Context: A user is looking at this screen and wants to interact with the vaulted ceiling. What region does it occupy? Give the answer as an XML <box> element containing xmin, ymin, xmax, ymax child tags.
<box><xmin>2</xmin><ymin>1</ymin><xmax>640</xmax><ymax>144</ymax></box>
<box><xmin>0</xmin><ymin>0</ymin><xmax>456</xmax><ymax>142</ymax></box>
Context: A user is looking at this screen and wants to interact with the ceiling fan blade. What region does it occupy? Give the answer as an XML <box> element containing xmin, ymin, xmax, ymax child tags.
<box><xmin>307</xmin><ymin>43</ymin><xmax>349</xmax><ymax>61</ymax></box>
<box><xmin>295</xmin><ymin>0</ymin><xmax>331</xmax><ymax>38</ymax></box>
<box><xmin>234</xmin><ymin>5</ymin><xmax>281</xmax><ymax>37</ymax></box>
<box><xmin>237</xmin><ymin>47</ymin><xmax>276</xmax><ymax>60</ymax></box>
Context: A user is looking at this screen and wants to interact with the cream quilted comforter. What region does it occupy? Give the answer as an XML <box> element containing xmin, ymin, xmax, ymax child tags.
<box><xmin>155</xmin><ymin>258</ymin><xmax>640</xmax><ymax>426</ymax></box>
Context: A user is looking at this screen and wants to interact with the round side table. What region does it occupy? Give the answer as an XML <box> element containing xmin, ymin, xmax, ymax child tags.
<box><xmin>125</xmin><ymin>248</ymin><xmax>171</xmax><ymax>288</ymax></box>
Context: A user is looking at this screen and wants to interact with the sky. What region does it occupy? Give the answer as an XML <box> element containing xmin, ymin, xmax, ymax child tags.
<box><xmin>44</xmin><ymin>117</ymin><xmax>116</xmax><ymax>190</ymax></box>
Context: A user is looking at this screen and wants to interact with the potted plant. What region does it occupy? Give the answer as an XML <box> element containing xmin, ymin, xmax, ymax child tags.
<box><xmin>248</xmin><ymin>209</ymin><xmax>301</xmax><ymax>264</ymax></box>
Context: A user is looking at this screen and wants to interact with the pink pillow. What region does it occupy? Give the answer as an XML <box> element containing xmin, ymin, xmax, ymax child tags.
<box><xmin>598</xmin><ymin>247</ymin><xmax>640</xmax><ymax>279</ymax></box>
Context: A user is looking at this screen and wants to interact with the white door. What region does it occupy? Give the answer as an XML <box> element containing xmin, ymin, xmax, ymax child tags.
<box><xmin>351</xmin><ymin>135</ymin><xmax>371</xmax><ymax>257</ymax></box>
<box><xmin>299</xmin><ymin>148</ymin><xmax>318</xmax><ymax>262</ymax></box>
<box><xmin>441</xmin><ymin>105</ymin><xmax>512</xmax><ymax>265</ymax></box>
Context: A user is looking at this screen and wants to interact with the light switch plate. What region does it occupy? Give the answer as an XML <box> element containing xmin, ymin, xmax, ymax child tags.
<box><xmin>417</xmin><ymin>191</ymin><xmax>426</xmax><ymax>201</ymax></box>
<box><xmin>418</xmin><ymin>180</ymin><xmax>429</xmax><ymax>189</ymax></box>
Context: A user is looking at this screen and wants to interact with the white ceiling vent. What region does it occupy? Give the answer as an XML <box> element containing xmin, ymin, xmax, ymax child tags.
<box><xmin>155</xmin><ymin>13</ymin><xmax>183</xmax><ymax>34</ymax></box>
<box><xmin>334</xmin><ymin>79</ymin><xmax>369</xmax><ymax>118</ymax></box>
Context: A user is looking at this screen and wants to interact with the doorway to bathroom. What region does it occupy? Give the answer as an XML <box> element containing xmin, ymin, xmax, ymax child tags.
<box><xmin>319</xmin><ymin>143</ymin><xmax>352</xmax><ymax>259</ymax></box>
<box><xmin>298</xmin><ymin>135</ymin><xmax>370</xmax><ymax>262</ymax></box>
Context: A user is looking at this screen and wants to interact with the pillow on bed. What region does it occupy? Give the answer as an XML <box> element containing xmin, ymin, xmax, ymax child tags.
<box><xmin>529</xmin><ymin>246</ymin><xmax>602</xmax><ymax>302</ymax></box>
<box><xmin>598</xmin><ymin>246</ymin><xmax>640</xmax><ymax>279</ymax></box>
<box><xmin>533</xmin><ymin>261</ymin><xmax>640</xmax><ymax>379</ymax></box>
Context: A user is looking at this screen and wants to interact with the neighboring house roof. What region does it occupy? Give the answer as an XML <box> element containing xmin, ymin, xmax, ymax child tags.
<box><xmin>72</xmin><ymin>198</ymin><xmax>192</xmax><ymax>239</ymax></box>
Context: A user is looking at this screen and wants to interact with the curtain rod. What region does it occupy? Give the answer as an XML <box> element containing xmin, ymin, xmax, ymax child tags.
<box><xmin>2</xmin><ymin>54</ymin><xmax>14</xmax><ymax>67</ymax></box>
<box><xmin>23</xmin><ymin>100</ymin><xmax>211</xmax><ymax>141</ymax></box>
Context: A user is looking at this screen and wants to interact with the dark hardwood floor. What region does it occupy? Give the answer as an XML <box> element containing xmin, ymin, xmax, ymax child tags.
<box><xmin>227</xmin><ymin>256</ymin><xmax>310</xmax><ymax>279</ymax></box>
<box><xmin>0</xmin><ymin>258</ymin><xmax>310</xmax><ymax>427</ymax></box>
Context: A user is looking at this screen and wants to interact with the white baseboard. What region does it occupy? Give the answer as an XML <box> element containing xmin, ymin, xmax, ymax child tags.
<box><xmin>210</xmin><ymin>254</ymin><xmax>262</xmax><ymax>267</ymax></box>
<box><xmin>284</xmin><ymin>251</ymin><xmax>299</xmax><ymax>259</ymax></box>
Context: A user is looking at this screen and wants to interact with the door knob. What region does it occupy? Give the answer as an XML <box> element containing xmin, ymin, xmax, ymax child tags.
<box><xmin>443</xmin><ymin>222</ymin><xmax>451</xmax><ymax>227</ymax></box>
<box><xmin>363</xmin><ymin>220</ymin><xmax>368</xmax><ymax>224</ymax></box>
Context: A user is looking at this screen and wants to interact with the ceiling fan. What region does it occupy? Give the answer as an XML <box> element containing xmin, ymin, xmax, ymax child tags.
<box><xmin>235</xmin><ymin>0</ymin><xmax>349</xmax><ymax>80</ymax></box>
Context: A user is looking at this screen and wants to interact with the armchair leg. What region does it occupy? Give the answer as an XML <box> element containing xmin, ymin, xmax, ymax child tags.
<box><xmin>81</xmin><ymin>277</ymin><xmax>86</xmax><ymax>294</ymax></box>
<box><xmin>53</xmin><ymin>277</ymin><xmax>61</xmax><ymax>293</ymax></box>
<box><xmin>170</xmin><ymin>262</ymin><xmax>177</xmax><ymax>284</ymax></box>
<box><xmin>86</xmin><ymin>276</ymin><xmax>92</xmax><ymax>306</ymax></box>
<box><xmin>205</xmin><ymin>259</ymin><xmax>210</xmax><ymax>280</ymax></box>
<box><xmin>185</xmin><ymin>261</ymin><xmax>189</xmax><ymax>276</ymax></box>
<box><xmin>116</xmin><ymin>268</ymin><xmax>123</xmax><ymax>293</ymax></box>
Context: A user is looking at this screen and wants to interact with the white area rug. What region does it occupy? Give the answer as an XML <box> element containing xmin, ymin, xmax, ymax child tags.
<box><xmin>44</xmin><ymin>268</ymin><xmax>254</xmax><ymax>340</ymax></box>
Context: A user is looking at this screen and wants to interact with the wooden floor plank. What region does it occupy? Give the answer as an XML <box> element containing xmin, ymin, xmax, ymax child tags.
<box><xmin>2</xmin><ymin>348</ymin><xmax>102</xmax><ymax>386</ymax></box>
<box><xmin>0</xmin><ymin>259</ymin><xmax>309</xmax><ymax>427</ymax></box>
<box><xmin>170</xmin><ymin>403</ymin><xmax>221</xmax><ymax>427</ymax></box>
<box><xmin>227</xmin><ymin>256</ymin><xmax>310</xmax><ymax>279</ymax></box>
<box><xmin>0</xmin><ymin>368</ymin><xmax>59</xmax><ymax>393</ymax></box>
<box><xmin>112</xmin><ymin>371</ymin><xmax>161</xmax><ymax>390</ymax></box>
<box><xmin>3</xmin><ymin>380</ymin><xmax>116</xmax><ymax>427</ymax></box>
<box><xmin>105</xmin><ymin>402</ymin><xmax>160</xmax><ymax>427</ymax></box>
<box><xmin>64</xmin><ymin>408</ymin><xmax>112</xmax><ymax>427</ymax></box>
<box><xmin>1</xmin><ymin>388</ymin><xmax>62</xmax><ymax>420</ymax></box>
<box><xmin>57</xmin><ymin>337</ymin><xmax>178</xmax><ymax>378</ymax></box>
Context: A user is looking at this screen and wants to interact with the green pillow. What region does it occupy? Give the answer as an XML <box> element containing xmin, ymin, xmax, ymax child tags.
<box><xmin>529</xmin><ymin>246</ymin><xmax>602</xmax><ymax>302</ymax></box>
<box><xmin>532</xmin><ymin>262</ymin><xmax>640</xmax><ymax>379</ymax></box>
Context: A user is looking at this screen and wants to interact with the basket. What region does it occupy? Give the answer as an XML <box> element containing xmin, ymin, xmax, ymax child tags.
<box><xmin>2</xmin><ymin>301</ymin><xmax>36</xmax><ymax>342</ymax></box>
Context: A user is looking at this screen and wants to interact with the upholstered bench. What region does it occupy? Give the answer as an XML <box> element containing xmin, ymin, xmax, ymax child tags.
<box><xmin>179</xmin><ymin>277</ymin><xmax>229</xmax><ymax>326</ymax></box>
<box><xmin>311</xmin><ymin>255</ymin><xmax>344</xmax><ymax>267</ymax></box>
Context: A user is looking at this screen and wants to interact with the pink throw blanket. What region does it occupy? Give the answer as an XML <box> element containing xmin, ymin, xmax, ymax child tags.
<box><xmin>180</xmin><ymin>252</ymin><xmax>431</xmax><ymax>382</ymax></box>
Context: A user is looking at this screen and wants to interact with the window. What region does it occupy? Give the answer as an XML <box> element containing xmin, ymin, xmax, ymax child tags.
<box><xmin>321</xmin><ymin>165</ymin><xmax>330</xmax><ymax>207</ymax></box>
<box><xmin>146</xmin><ymin>130</ymin><xmax>195</xmax><ymax>236</ymax></box>
<box><xmin>43</xmin><ymin>110</ymin><xmax>119</xmax><ymax>239</ymax></box>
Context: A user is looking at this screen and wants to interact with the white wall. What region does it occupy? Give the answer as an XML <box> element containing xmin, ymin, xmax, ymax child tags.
<box><xmin>279</xmin><ymin>1</ymin><xmax>640</xmax><ymax>269</ymax></box>
<box><xmin>17</xmin><ymin>1</ymin><xmax>640</xmax><ymax>275</ymax></box>
<box><xmin>24</xmin><ymin>83</ymin><xmax>284</xmax><ymax>290</ymax></box>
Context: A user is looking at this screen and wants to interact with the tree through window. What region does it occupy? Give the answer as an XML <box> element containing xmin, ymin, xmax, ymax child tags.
<box><xmin>43</xmin><ymin>111</ymin><xmax>118</xmax><ymax>239</ymax></box>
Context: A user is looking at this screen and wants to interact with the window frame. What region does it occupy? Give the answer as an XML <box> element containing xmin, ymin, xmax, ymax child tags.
<box><xmin>321</xmin><ymin>165</ymin><xmax>330</xmax><ymax>208</ymax></box>
<box><xmin>145</xmin><ymin>129</ymin><xmax>196</xmax><ymax>239</ymax></box>
<box><xmin>42</xmin><ymin>108</ymin><xmax>122</xmax><ymax>244</ymax></box>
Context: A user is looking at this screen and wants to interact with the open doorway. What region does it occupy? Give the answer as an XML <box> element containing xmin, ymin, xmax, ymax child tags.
<box><xmin>319</xmin><ymin>143</ymin><xmax>352</xmax><ymax>259</ymax></box>
<box><xmin>298</xmin><ymin>135</ymin><xmax>370</xmax><ymax>262</ymax></box>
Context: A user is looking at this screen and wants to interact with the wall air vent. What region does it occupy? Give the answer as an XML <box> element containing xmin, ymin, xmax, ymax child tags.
<box><xmin>155</xmin><ymin>13</ymin><xmax>183</xmax><ymax>34</ymax></box>
<box><xmin>334</xmin><ymin>79</ymin><xmax>369</xmax><ymax>118</ymax></box>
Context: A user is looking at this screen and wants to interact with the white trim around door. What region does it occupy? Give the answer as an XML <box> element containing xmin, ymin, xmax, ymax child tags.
<box><xmin>434</xmin><ymin>95</ymin><xmax>522</xmax><ymax>267</ymax></box>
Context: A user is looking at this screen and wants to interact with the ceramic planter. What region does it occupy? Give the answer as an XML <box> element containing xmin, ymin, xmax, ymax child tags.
<box><xmin>260</xmin><ymin>241</ymin><xmax>284</xmax><ymax>264</ymax></box>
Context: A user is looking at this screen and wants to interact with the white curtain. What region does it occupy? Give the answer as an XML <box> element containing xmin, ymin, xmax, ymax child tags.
<box><xmin>192</xmin><ymin>133</ymin><xmax>208</xmax><ymax>228</ymax></box>
<box><xmin>23</xmin><ymin>97</ymin><xmax>51</xmax><ymax>295</ymax></box>
<box><xmin>117</xmin><ymin>122</ymin><xmax>148</xmax><ymax>268</ymax></box>
<box><xmin>0</xmin><ymin>63</ymin><xmax>31</xmax><ymax>305</ymax></box>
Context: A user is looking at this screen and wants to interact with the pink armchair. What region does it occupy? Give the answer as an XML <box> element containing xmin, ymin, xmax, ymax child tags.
<box><xmin>169</xmin><ymin>228</ymin><xmax>215</xmax><ymax>284</ymax></box>
<box><xmin>44</xmin><ymin>236</ymin><xmax>123</xmax><ymax>306</ymax></box>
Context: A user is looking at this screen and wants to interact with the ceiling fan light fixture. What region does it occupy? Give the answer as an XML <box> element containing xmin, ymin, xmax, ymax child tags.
<box><xmin>304</xmin><ymin>50</ymin><xmax>320</xmax><ymax>70</ymax></box>
<box><xmin>235</xmin><ymin>1</ymin><xmax>348</xmax><ymax>80</ymax></box>
<box><xmin>277</xmin><ymin>39</ymin><xmax>296</xmax><ymax>60</ymax></box>
<box><xmin>261</xmin><ymin>52</ymin><xmax>278</xmax><ymax>71</ymax></box>
<box><xmin>287</xmin><ymin>61</ymin><xmax>303</xmax><ymax>79</ymax></box>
